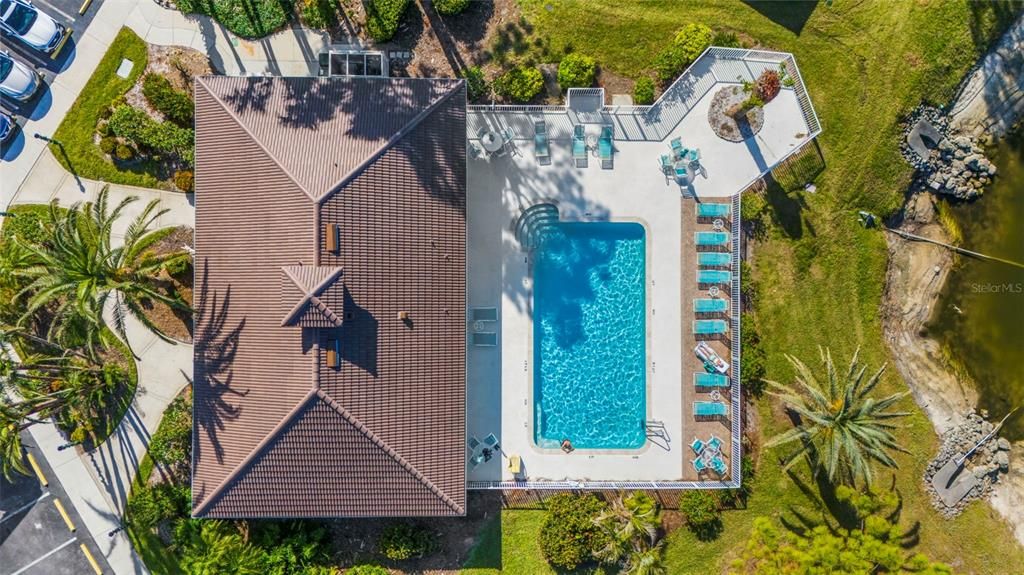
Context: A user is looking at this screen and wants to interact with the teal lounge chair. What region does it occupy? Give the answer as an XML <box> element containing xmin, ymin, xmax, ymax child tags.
<box><xmin>707</xmin><ymin>435</ymin><xmax>723</xmax><ymax>452</ymax></box>
<box><xmin>599</xmin><ymin>125</ymin><xmax>613</xmax><ymax>168</ymax></box>
<box><xmin>693</xmin><ymin>298</ymin><xmax>728</xmax><ymax>313</ymax></box>
<box><xmin>695</xmin><ymin>231</ymin><xmax>730</xmax><ymax>246</ymax></box>
<box><xmin>697</xmin><ymin>269</ymin><xmax>731</xmax><ymax>284</ymax></box>
<box><xmin>572</xmin><ymin>125</ymin><xmax>588</xmax><ymax>167</ymax></box>
<box><xmin>534</xmin><ymin>121</ymin><xmax>549</xmax><ymax>163</ymax></box>
<box><xmin>694</xmin><ymin>372</ymin><xmax>730</xmax><ymax>390</ymax></box>
<box><xmin>692</xmin><ymin>457</ymin><xmax>707</xmax><ymax>473</ymax></box>
<box><xmin>690</xmin><ymin>438</ymin><xmax>705</xmax><ymax>455</ymax></box>
<box><xmin>693</xmin><ymin>320</ymin><xmax>728</xmax><ymax>335</ymax></box>
<box><xmin>472</xmin><ymin>307</ymin><xmax>498</xmax><ymax>322</ymax></box>
<box><xmin>472</xmin><ymin>332</ymin><xmax>497</xmax><ymax>346</ymax></box>
<box><xmin>675</xmin><ymin>165</ymin><xmax>688</xmax><ymax>180</ymax></box>
<box><xmin>698</xmin><ymin>252</ymin><xmax>732</xmax><ymax>267</ymax></box>
<box><xmin>694</xmin><ymin>401</ymin><xmax>728</xmax><ymax>417</ymax></box>
<box><xmin>711</xmin><ymin>456</ymin><xmax>728</xmax><ymax>475</ymax></box>
<box><xmin>696</xmin><ymin>203</ymin><xmax>731</xmax><ymax>218</ymax></box>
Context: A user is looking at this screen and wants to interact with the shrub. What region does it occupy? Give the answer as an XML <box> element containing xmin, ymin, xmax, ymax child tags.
<box><xmin>365</xmin><ymin>0</ymin><xmax>410</xmax><ymax>42</ymax></box>
<box><xmin>299</xmin><ymin>0</ymin><xmax>337</xmax><ymax>29</ymax></box>
<box><xmin>539</xmin><ymin>493</ymin><xmax>609</xmax><ymax>570</ymax></box>
<box><xmin>679</xmin><ymin>490</ymin><xmax>721</xmax><ymax>536</ymax></box>
<box><xmin>99</xmin><ymin>136</ymin><xmax>117</xmax><ymax>155</ymax></box>
<box><xmin>756</xmin><ymin>69</ymin><xmax>781</xmax><ymax>103</ymax></box>
<box><xmin>99</xmin><ymin>106</ymin><xmax>114</xmax><ymax>120</ymax></box>
<box><xmin>115</xmin><ymin>144</ymin><xmax>134</xmax><ymax>161</ymax></box>
<box><xmin>127</xmin><ymin>483</ymin><xmax>189</xmax><ymax>530</ymax></box>
<box><xmin>379</xmin><ymin>523</ymin><xmax>436</xmax><ymax>560</ymax></box>
<box><xmin>173</xmin><ymin>170</ymin><xmax>194</xmax><ymax>192</ymax></box>
<box><xmin>557</xmin><ymin>53</ymin><xmax>597</xmax><ymax>91</ymax></box>
<box><xmin>346</xmin><ymin>566</ymin><xmax>389</xmax><ymax>575</ymax></box>
<box><xmin>493</xmin><ymin>66</ymin><xmax>544</xmax><ymax>103</ymax></box>
<box><xmin>96</xmin><ymin>121</ymin><xmax>112</xmax><ymax>137</ymax></box>
<box><xmin>712</xmin><ymin>29</ymin><xmax>741</xmax><ymax>48</ymax></box>
<box><xmin>462</xmin><ymin>66</ymin><xmax>489</xmax><ymax>102</ymax></box>
<box><xmin>175</xmin><ymin>0</ymin><xmax>291</xmax><ymax>38</ymax></box>
<box><xmin>109</xmin><ymin>105</ymin><xmax>194</xmax><ymax>165</ymax></box>
<box><xmin>633</xmin><ymin>77</ymin><xmax>655</xmax><ymax>105</ymax></box>
<box><xmin>148</xmin><ymin>393</ymin><xmax>192</xmax><ymax>468</ymax></box>
<box><xmin>434</xmin><ymin>0</ymin><xmax>469</xmax><ymax>16</ymax></box>
<box><xmin>1</xmin><ymin>205</ymin><xmax>51</xmax><ymax>246</ymax></box>
<box><xmin>740</xmin><ymin>314</ymin><xmax>767</xmax><ymax>396</ymax></box>
<box><xmin>654</xmin><ymin>23</ymin><xmax>713</xmax><ymax>83</ymax></box>
<box><xmin>142</xmin><ymin>74</ymin><xmax>194</xmax><ymax>126</ymax></box>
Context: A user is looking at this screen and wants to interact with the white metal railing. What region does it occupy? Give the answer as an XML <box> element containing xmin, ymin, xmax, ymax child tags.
<box><xmin>468</xmin><ymin>479</ymin><xmax>740</xmax><ymax>490</ymax></box>
<box><xmin>730</xmin><ymin>192</ymin><xmax>743</xmax><ymax>484</ymax></box>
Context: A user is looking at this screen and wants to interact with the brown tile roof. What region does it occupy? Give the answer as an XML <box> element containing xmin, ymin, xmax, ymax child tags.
<box><xmin>192</xmin><ymin>76</ymin><xmax>467</xmax><ymax>518</ymax></box>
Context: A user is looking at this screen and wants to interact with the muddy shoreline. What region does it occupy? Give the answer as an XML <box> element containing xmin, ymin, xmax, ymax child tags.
<box><xmin>881</xmin><ymin>15</ymin><xmax>1024</xmax><ymax>543</ymax></box>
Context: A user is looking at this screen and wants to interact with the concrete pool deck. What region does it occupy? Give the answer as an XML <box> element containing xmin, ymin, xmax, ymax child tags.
<box><xmin>465</xmin><ymin>47</ymin><xmax>820</xmax><ymax>487</ymax></box>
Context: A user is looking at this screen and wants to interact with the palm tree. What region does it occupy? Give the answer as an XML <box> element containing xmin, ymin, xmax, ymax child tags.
<box><xmin>594</xmin><ymin>492</ymin><xmax>663</xmax><ymax>570</ymax></box>
<box><xmin>625</xmin><ymin>540</ymin><xmax>666</xmax><ymax>575</ymax></box>
<box><xmin>12</xmin><ymin>187</ymin><xmax>190</xmax><ymax>357</ymax></box>
<box><xmin>177</xmin><ymin>520</ymin><xmax>262</xmax><ymax>575</ymax></box>
<box><xmin>765</xmin><ymin>347</ymin><xmax>910</xmax><ymax>487</ymax></box>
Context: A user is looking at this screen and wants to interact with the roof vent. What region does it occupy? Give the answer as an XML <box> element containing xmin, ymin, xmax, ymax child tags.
<box><xmin>397</xmin><ymin>311</ymin><xmax>409</xmax><ymax>320</ymax></box>
<box><xmin>326</xmin><ymin>223</ymin><xmax>339</xmax><ymax>253</ymax></box>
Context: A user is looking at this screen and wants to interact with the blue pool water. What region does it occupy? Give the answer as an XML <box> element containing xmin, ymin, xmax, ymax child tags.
<box><xmin>533</xmin><ymin>222</ymin><xmax>646</xmax><ymax>449</ymax></box>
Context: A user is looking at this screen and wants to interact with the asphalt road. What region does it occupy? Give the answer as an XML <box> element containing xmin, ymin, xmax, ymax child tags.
<box><xmin>1</xmin><ymin>0</ymin><xmax>101</xmax><ymax>120</ymax></box>
<box><xmin>0</xmin><ymin>432</ymin><xmax>110</xmax><ymax>575</ymax></box>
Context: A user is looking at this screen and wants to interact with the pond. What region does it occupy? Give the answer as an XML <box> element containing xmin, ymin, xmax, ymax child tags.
<box><xmin>929</xmin><ymin>130</ymin><xmax>1024</xmax><ymax>438</ymax></box>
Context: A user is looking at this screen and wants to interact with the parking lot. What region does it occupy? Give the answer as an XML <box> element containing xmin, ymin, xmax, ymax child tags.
<box><xmin>0</xmin><ymin>433</ymin><xmax>109</xmax><ymax>575</ymax></box>
<box><xmin>1</xmin><ymin>0</ymin><xmax>100</xmax><ymax>123</ymax></box>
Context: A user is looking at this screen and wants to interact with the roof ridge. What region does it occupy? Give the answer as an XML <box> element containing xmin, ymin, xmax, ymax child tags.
<box><xmin>193</xmin><ymin>389</ymin><xmax>320</xmax><ymax>517</ymax></box>
<box><xmin>196</xmin><ymin>77</ymin><xmax>320</xmax><ymax>203</ymax></box>
<box><xmin>280</xmin><ymin>266</ymin><xmax>344</xmax><ymax>327</ymax></box>
<box><xmin>315</xmin><ymin>79</ymin><xmax>465</xmax><ymax>205</ymax></box>
<box><xmin>315</xmin><ymin>389</ymin><xmax>465</xmax><ymax>515</ymax></box>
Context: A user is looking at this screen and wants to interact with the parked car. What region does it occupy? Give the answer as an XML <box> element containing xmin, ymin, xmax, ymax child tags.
<box><xmin>0</xmin><ymin>50</ymin><xmax>41</xmax><ymax>102</ymax></box>
<box><xmin>0</xmin><ymin>111</ymin><xmax>16</xmax><ymax>144</ymax></box>
<box><xmin>0</xmin><ymin>0</ymin><xmax>68</xmax><ymax>54</ymax></box>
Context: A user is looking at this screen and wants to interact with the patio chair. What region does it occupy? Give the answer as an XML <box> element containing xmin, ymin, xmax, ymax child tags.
<box><xmin>696</xmin><ymin>203</ymin><xmax>731</xmax><ymax>218</ymax></box>
<box><xmin>690</xmin><ymin>437</ymin><xmax>705</xmax><ymax>455</ymax></box>
<box><xmin>694</xmin><ymin>372</ymin><xmax>730</xmax><ymax>390</ymax></box>
<box><xmin>572</xmin><ymin>125</ymin><xmax>588</xmax><ymax>167</ymax></box>
<box><xmin>476</xmin><ymin>126</ymin><xmax>489</xmax><ymax>139</ymax></box>
<box><xmin>686</xmin><ymin>148</ymin><xmax>701</xmax><ymax>163</ymax></box>
<box><xmin>659</xmin><ymin>154</ymin><xmax>673</xmax><ymax>175</ymax></box>
<box><xmin>711</xmin><ymin>456</ymin><xmax>728</xmax><ymax>475</ymax></box>
<box><xmin>534</xmin><ymin>121</ymin><xmax>550</xmax><ymax>163</ymax></box>
<box><xmin>693</xmin><ymin>298</ymin><xmax>728</xmax><ymax>314</ymax></box>
<box><xmin>670</xmin><ymin>137</ymin><xmax>684</xmax><ymax>157</ymax></box>
<box><xmin>692</xmin><ymin>457</ymin><xmax>708</xmax><ymax>473</ymax></box>
<box><xmin>471</xmin><ymin>307</ymin><xmax>499</xmax><ymax>322</ymax></box>
<box><xmin>694</xmin><ymin>231</ymin><xmax>730</xmax><ymax>246</ymax></box>
<box><xmin>694</xmin><ymin>401</ymin><xmax>728</xmax><ymax>418</ymax></box>
<box><xmin>707</xmin><ymin>435</ymin><xmax>723</xmax><ymax>452</ymax></box>
<box><xmin>693</xmin><ymin>320</ymin><xmax>728</xmax><ymax>335</ymax></box>
<box><xmin>697</xmin><ymin>252</ymin><xmax>732</xmax><ymax>267</ymax></box>
<box><xmin>697</xmin><ymin>269</ymin><xmax>732</xmax><ymax>284</ymax></box>
<box><xmin>598</xmin><ymin>125</ymin><xmax>613</xmax><ymax>169</ymax></box>
<box><xmin>471</xmin><ymin>332</ymin><xmax>497</xmax><ymax>346</ymax></box>
<box><xmin>675</xmin><ymin>165</ymin><xmax>688</xmax><ymax>181</ymax></box>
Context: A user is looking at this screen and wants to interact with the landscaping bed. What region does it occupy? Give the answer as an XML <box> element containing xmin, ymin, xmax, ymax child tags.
<box><xmin>52</xmin><ymin>28</ymin><xmax>207</xmax><ymax>191</ymax></box>
<box><xmin>137</xmin><ymin>226</ymin><xmax>194</xmax><ymax>344</ymax></box>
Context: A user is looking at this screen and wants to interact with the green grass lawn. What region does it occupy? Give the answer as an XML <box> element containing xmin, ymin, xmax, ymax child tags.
<box><xmin>50</xmin><ymin>28</ymin><xmax>160</xmax><ymax>188</ymax></box>
<box><xmin>461</xmin><ymin>1</ymin><xmax>1024</xmax><ymax>574</ymax></box>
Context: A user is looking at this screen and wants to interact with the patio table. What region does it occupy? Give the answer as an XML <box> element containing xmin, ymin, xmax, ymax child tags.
<box><xmin>480</xmin><ymin>130</ymin><xmax>504</xmax><ymax>153</ymax></box>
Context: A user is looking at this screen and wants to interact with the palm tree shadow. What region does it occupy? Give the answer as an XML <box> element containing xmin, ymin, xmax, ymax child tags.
<box><xmin>192</xmin><ymin>259</ymin><xmax>246</xmax><ymax>468</ymax></box>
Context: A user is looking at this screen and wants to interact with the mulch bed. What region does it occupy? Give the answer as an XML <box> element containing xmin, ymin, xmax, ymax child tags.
<box><xmin>708</xmin><ymin>85</ymin><xmax>764</xmax><ymax>142</ymax></box>
<box><xmin>138</xmin><ymin>226</ymin><xmax>194</xmax><ymax>344</ymax></box>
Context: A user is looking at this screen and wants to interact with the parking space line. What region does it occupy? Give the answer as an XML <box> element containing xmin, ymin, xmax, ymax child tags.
<box><xmin>78</xmin><ymin>0</ymin><xmax>94</xmax><ymax>16</ymax></box>
<box><xmin>33</xmin><ymin>0</ymin><xmax>76</xmax><ymax>23</ymax></box>
<box><xmin>26</xmin><ymin>453</ymin><xmax>48</xmax><ymax>486</ymax></box>
<box><xmin>0</xmin><ymin>491</ymin><xmax>51</xmax><ymax>525</ymax></box>
<box><xmin>79</xmin><ymin>543</ymin><xmax>103</xmax><ymax>575</ymax></box>
<box><xmin>54</xmin><ymin>498</ymin><xmax>76</xmax><ymax>532</ymax></box>
<box><xmin>10</xmin><ymin>537</ymin><xmax>77</xmax><ymax>575</ymax></box>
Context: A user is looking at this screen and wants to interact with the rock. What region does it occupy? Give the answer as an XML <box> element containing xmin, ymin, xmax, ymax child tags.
<box><xmin>973</xmin><ymin>466</ymin><xmax>990</xmax><ymax>479</ymax></box>
<box><xmin>982</xmin><ymin>420</ymin><xmax>994</xmax><ymax>434</ymax></box>
<box><xmin>995</xmin><ymin>451</ymin><xmax>1009</xmax><ymax>471</ymax></box>
<box><xmin>939</xmin><ymin>139</ymin><xmax>954</xmax><ymax>152</ymax></box>
<box><xmin>998</xmin><ymin>437</ymin><xmax>1012</xmax><ymax>451</ymax></box>
<box><xmin>954</xmin><ymin>148</ymin><xmax>967</xmax><ymax>160</ymax></box>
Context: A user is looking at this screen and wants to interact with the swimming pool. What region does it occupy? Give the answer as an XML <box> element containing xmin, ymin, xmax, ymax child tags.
<box><xmin>533</xmin><ymin>221</ymin><xmax>647</xmax><ymax>449</ymax></box>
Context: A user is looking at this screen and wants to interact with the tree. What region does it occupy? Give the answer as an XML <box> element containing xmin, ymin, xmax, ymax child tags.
<box><xmin>175</xmin><ymin>519</ymin><xmax>262</xmax><ymax>575</ymax></box>
<box><xmin>13</xmin><ymin>187</ymin><xmax>190</xmax><ymax>357</ymax></box>
<box><xmin>593</xmin><ymin>492</ymin><xmax>665</xmax><ymax>574</ymax></box>
<box><xmin>765</xmin><ymin>347</ymin><xmax>910</xmax><ymax>488</ymax></box>
<box><xmin>539</xmin><ymin>493</ymin><xmax>609</xmax><ymax>570</ymax></box>
<box><xmin>730</xmin><ymin>488</ymin><xmax>953</xmax><ymax>574</ymax></box>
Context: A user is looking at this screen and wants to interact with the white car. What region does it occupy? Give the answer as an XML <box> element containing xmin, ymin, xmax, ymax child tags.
<box><xmin>0</xmin><ymin>51</ymin><xmax>41</xmax><ymax>102</ymax></box>
<box><xmin>0</xmin><ymin>0</ymin><xmax>67</xmax><ymax>54</ymax></box>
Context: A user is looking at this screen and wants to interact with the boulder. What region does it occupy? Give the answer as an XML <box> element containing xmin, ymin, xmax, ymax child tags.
<box><xmin>998</xmin><ymin>437</ymin><xmax>1012</xmax><ymax>451</ymax></box>
<box><xmin>995</xmin><ymin>451</ymin><xmax>1010</xmax><ymax>472</ymax></box>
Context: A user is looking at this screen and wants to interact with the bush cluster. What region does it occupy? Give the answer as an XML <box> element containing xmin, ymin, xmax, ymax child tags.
<box><xmin>299</xmin><ymin>0</ymin><xmax>337</xmax><ymax>29</ymax></box>
<box><xmin>108</xmin><ymin>105</ymin><xmax>195</xmax><ymax>166</ymax></box>
<box><xmin>539</xmin><ymin>493</ymin><xmax>609</xmax><ymax>570</ymax></box>
<box><xmin>653</xmin><ymin>23</ymin><xmax>713</xmax><ymax>83</ymax></box>
<box><xmin>557</xmin><ymin>53</ymin><xmax>597</xmax><ymax>91</ymax></box>
<box><xmin>173</xmin><ymin>170</ymin><xmax>195</xmax><ymax>193</ymax></box>
<box><xmin>126</xmin><ymin>482</ymin><xmax>189</xmax><ymax>530</ymax></box>
<box><xmin>148</xmin><ymin>393</ymin><xmax>192</xmax><ymax>468</ymax></box>
<box><xmin>346</xmin><ymin>566</ymin><xmax>389</xmax><ymax>575</ymax></box>
<box><xmin>493</xmin><ymin>66</ymin><xmax>544</xmax><ymax>103</ymax></box>
<box><xmin>379</xmin><ymin>523</ymin><xmax>437</xmax><ymax>560</ymax></box>
<box><xmin>142</xmin><ymin>74</ymin><xmax>194</xmax><ymax>126</ymax></box>
<box><xmin>462</xmin><ymin>66</ymin><xmax>489</xmax><ymax>102</ymax></box>
<box><xmin>99</xmin><ymin>136</ymin><xmax>117</xmax><ymax>155</ymax></box>
<box><xmin>679</xmin><ymin>490</ymin><xmax>721</xmax><ymax>537</ymax></box>
<box><xmin>434</xmin><ymin>0</ymin><xmax>469</xmax><ymax>16</ymax></box>
<box><xmin>96</xmin><ymin>121</ymin><xmax>112</xmax><ymax>137</ymax></box>
<box><xmin>1</xmin><ymin>206</ymin><xmax>51</xmax><ymax>246</ymax></box>
<box><xmin>365</xmin><ymin>0</ymin><xmax>410</xmax><ymax>42</ymax></box>
<box><xmin>756</xmin><ymin>69</ymin><xmax>781</xmax><ymax>103</ymax></box>
<box><xmin>740</xmin><ymin>313</ymin><xmax>767</xmax><ymax>396</ymax></box>
<box><xmin>633</xmin><ymin>77</ymin><xmax>655</xmax><ymax>105</ymax></box>
<box><xmin>115</xmin><ymin>144</ymin><xmax>135</xmax><ymax>161</ymax></box>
